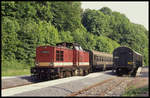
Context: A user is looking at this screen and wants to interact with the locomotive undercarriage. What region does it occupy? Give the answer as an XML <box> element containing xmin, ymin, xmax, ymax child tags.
<box><xmin>31</xmin><ymin>66</ymin><xmax>90</xmax><ymax>81</ymax></box>
<box><xmin>114</xmin><ymin>66</ymin><xmax>139</xmax><ymax>77</ymax></box>
<box><xmin>92</xmin><ymin>64</ymin><xmax>113</xmax><ymax>72</ymax></box>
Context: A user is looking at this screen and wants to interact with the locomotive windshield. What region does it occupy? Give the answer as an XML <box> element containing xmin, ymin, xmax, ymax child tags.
<box><xmin>74</xmin><ymin>46</ymin><xmax>83</xmax><ymax>51</ymax></box>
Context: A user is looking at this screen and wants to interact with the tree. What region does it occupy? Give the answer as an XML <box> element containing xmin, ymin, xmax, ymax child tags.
<box><xmin>34</xmin><ymin>1</ymin><xmax>53</xmax><ymax>22</ymax></box>
<box><xmin>1</xmin><ymin>1</ymin><xmax>16</xmax><ymax>17</ymax></box>
<box><xmin>59</xmin><ymin>31</ymin><xmax>73</xmax><ymax>43</ymax></box>
<box><xmin>99</xmin><ymin>7</ymin><xmax>112</xmax><ymax>15</ymax></box>
<box><xmin>82</xmin><ymin>9</ymin><xmax>109</xmax><ymax>36</ymax></box>
<box><xmin>51</xmin><ymin>2</ymin><xmax>82</xmax><ymax>32</ymax></box>
<box><xmin>2</xmin><ymin>17</ymin><xmax>20</xmax><ymax>60</ymax></box>
<box><xmin>95</xmin><ymin>36</ymin><xmax>120</xmax><ymax>53</ymax></box>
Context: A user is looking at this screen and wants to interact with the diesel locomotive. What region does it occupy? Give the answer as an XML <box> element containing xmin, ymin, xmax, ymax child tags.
<box><xmin>113</xmin><ymin>46</ymin><xmax>143</xmax><ymax>77</ymax></box>
<box><xmin>31</xmin><ymin>42</ymin><xmax>113</xmax><ymax>80</ymax></box>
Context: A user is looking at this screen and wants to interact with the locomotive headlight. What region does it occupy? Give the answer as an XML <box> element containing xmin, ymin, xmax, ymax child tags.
<box><xmin>114</xmin><ymin>56</ymin><xmax>119</xmax><ymax>59</ymax></box>
<box><xmin>49</xmin><ymin>62</ymin><xmax>54</xmax><ymax>66</ymax></box>
<box><xmin>128</xmin><ymin>62</ymin><xmax>133</xmax><ymax>65</ymax></box>
<box><xmin>35</xmin><ymin>61</ymin><xmax>39</xmax><ymax>66</ymax></box>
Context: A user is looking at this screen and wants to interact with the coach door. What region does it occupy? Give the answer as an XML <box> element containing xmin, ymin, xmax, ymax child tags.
<box><xmin>73</xmin><ymin>47</ymin><xmax>80</xmax><ymax>66</ymax></box>
<box><xmin>119</xmin><ymin>52</ymin><xmax>130</xmax><ymax>66</ymax></box>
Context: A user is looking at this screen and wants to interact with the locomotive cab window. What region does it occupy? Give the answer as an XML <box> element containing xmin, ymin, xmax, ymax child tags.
<box><xmin>40</xmin><ymin>50</ymin><xmax>50</xmax><ymax>57</ymax></box>
<box><xmin>41</xmin><ymin>51</ymin><xmax>49</xmax><ymax>54</ymax></box>
<box><xmin>56</xmin><ymin>50</ymin><xmax>64</xmax><ymax>61</ymax></box>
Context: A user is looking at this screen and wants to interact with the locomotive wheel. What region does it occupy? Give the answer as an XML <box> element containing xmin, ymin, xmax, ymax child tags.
<box><xmin>80</xmin><ymin>69</ymin><xmax>84</xmax><ymax>76</ymax></box>
<box><xmin>130</xmin><ymin>68</ymin><xmax>138</xmax><ymax>77</ymax></box>
<box><xmin>86</xmin><ymin>69</ymin><xmax>89</xmax><ymax>75</ymax></box>
<box><xmin>63</xmin><ymin>71</ymin><xmax>67</xmax><ymax>78</ymax></box>
<box><xmin>59</xmin><ymin>72</ymin><xmax>64</xmax><ymax>78</ymax></box>
<box><xmin>31</xmin><ymin>74</ymin><xmax>39</xmax><ymax>81</ymax></box>
<box><xmin>116</xmin><ymin>68</ymin><xmax>123</xmax><ymax>76</ymax></box>
<box><xmin>47</xmin><ymin>74</ymin><xmax>51</xmax><ymax>80</ymax></box>
<box><xmin>66</xmin><ymin>71</ymin><xmax>71</xmax><ymax>77</ymax></box>
<box><xmin>83</xmin><ymin>70</ymin><xmax>88</xmax><ymax>76</ymax></box>
<box><xmin>71</xmin><ymin>70</ymin><xmax>75</xmax><ymax>76</ymax></box>
<box><xmin>75</xmin><ymin>69</ymin><xmax>80</xmax><ymax>76</ymax></box>
<box><xmin>70</xmin><ymin>71</ymin><xmax>73</xmax><ymax>76</ymax></box>
<box><xmin>83</xmin><ymin>70</ymin><xmax>86</xmax><ymax>76</ymax></box>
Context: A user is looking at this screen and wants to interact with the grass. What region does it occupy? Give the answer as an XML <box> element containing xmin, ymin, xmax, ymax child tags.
<box><xmin>2</xmin><ymin>60</ymin><xmax>32</xmax><ymax>76</ymax></box>
<box><xmin>122</xmin><ymin>86</ymin><xmax>149</xmax><ymax>96</ymax></box>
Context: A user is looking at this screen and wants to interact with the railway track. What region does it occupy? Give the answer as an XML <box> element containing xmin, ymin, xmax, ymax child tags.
<box><xmin>67</xmin><ymin>77</ymin><xmax>132</xmax><ymax>96</ymax></box>
<box><xmin>67</xmin><ymin>67</ymin><xmax>148</xmax><ymax>96</ymax></box>
<box><xmin>68</xmin><ymin>77</ymin><xmax>116</xmax><ymax>96</ymax></box>
<box><xmin>99</xmin><ymin>78</ymin><xmax>127</xmax><ymax>96</ymax></box>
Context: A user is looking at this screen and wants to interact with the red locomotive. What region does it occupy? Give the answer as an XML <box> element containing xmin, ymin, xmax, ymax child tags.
<box><xmin>31</xmin><ymin>42</ymin><xmax>90</xmax><ymax>80</ymax></box>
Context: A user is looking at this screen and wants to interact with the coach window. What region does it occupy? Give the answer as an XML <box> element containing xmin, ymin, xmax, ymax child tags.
<box><xmin>98</xmin><ymin>56</ymin><xmax>100</xmax><ymax>61</ymax></box>
<box><xmin>94</xmin><ymin>55</ymin><xmax>96</xmax><ymax>61</ymax></box>
<box><xmin>96</xmin><ymin>56</ymin><xmax>98</xmax><ymax>61</ymax></box>
<box><xmin>56</xmin><ymin>50</ymin><xmax>64</xmax><ymax>61</ymax></box>
<box><xmin>60</xmin><ymin>51</ymin><xmax>64</xmax><ymax>61</ymax></box>
<box><xmin>56</xmin><ymin>50</ymin><xmax>59</xmax><ymax>61</ymax></box>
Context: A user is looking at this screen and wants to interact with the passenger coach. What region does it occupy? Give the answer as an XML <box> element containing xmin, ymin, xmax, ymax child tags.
<box><xmin>113</xmin><ymin>46</ymin><xmax>142</xmax><ymax>76</ymax></box>
<box><xmin>87</xmin><ymin>50</ymin><xmax>113</xmax><ymax>72</ymax></box>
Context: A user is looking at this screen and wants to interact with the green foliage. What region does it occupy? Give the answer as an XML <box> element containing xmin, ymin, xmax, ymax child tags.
<box><xmin>95</xmin><ymin>36</ymin><xmax>120</xmax><ymax>53</ymax></box>
<box><xmin>34</xmin><ymin>1</ymin><xmax>53</xmax><ymax>22</ymax></box>
<box><xmin>1</xmin><ymin>1</ymin><xmax>16</xmax><ymax>16</ymax></box>
<box><xmin>84</xmin><ymin>33</ymin><xmax>97</xmax><ymax>50</ymax></box>
<box><xmin>59</xmin><ymin>31</ymin><xmax>74</xmax><ymax>43</ymax></box>
<box><xmin>123</xmin><ymin>86</ymin><xmax>148</xmax><ymax>96</ymax></box>
<box><xmin>99</xmin><ymin>7</ymin><xmax>112</xmax><ymax>15</ymax></box>
<box><xmin>51</xmin><ymin>2</ymin><xmax>82</xmax><ymax>32</ymax></box>
<box><xmin>82</xmin><ymin>9</ymin><xmax>108</xmax><ymax>36</ymax></box>
<box><xmin>2</xmin><ymin>17</ymin><xmax>20</xmax><ymax>60</ymax></box>
<box><xmin>2</xmin><ymin>60</ymin><xmax>30</xmax><ymax>76</ymax></box>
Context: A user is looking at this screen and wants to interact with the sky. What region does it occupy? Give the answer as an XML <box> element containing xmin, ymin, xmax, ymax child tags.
<box><xmin>81</xmin><ymin>1</ymin><xmax>149</xmax><ymax>30</ymax></box>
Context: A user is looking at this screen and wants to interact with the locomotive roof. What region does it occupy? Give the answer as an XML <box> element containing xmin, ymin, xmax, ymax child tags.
<box><xmin>133</xmin><ymin>50</ymin><xmax>142</xmax><ymax>56</ymax></box>
<box><xmin>114</xmin><ymin>46</ymin><xmax>142</xmax><ymax>56</ymax></box>
<box><xmin>37</xmin><ymin>42</ymin><xmax>80</xmax><ymax>48</ymax></box>
<box><xmin>56</xmin><ymin>42</ymin><xmax>80</xmax><ymax>47</ymax></box>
